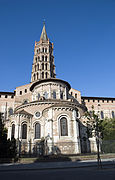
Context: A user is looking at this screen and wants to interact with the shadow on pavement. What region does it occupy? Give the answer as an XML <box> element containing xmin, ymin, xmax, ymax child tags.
<box><xmin>34</xmin><ymin>155</ymin><xmax>81</xmax><ymax>163</ymax></box>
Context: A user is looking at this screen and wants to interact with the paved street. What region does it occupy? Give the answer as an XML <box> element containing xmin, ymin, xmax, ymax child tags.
<box><xmin>0</xmin><ymin>167</ymin><xmax>115</xmax><ymax>180</ymax></box>
<box><xmin>0</xmin><ymin>158</ymin><xmax>115</xmax><ymax>180</ymax></box>
<box><xmin>0</xmin><ymin>158</ymin><xmax>115</xmax><ymax>171</ymax></box>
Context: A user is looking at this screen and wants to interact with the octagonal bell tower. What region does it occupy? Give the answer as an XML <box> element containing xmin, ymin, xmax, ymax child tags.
<box><xmin>31</xmin><ymin>23</ymin><xmax>56</xmax><ymax>82</ymax></box>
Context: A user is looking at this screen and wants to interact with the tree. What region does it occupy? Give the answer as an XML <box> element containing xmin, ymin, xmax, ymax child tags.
<box><xmin>85</xmin><ymin>106</ymin><xmax>102</xmax><ymax>168</ymax></box>
<box><xmin>100</xmin><ymin>118</ymin><xmax>115</xmax><ymax>153</ymax></box>
<box><xmin>0</xmin><ymin>113</ymin><xmax>17</xmax><ymax>161</ymax></box>
<box><xmin>101</xmin><ymin>118</ymin><xmax>115</xmax><ymax>140</ymax></box>
<box><xmin>0</xmin><ymin>113</ymin><xmax>8</xmax><ymax>158</ymax></box>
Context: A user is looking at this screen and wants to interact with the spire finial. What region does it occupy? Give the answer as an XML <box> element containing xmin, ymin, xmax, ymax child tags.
<box><xmin>43</xmin><ymin>19</ymin><xmax>45</xmax><ymax>26</ymax></box>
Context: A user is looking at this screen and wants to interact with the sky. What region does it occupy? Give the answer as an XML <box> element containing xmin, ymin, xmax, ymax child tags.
<box><xmin>0</xmin><ymin>0</ymin><xmax>115</xmax><ymax>97</ymax></box>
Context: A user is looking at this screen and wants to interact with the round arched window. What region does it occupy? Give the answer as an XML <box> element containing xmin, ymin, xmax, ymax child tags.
<box><xmin>43</xmin><ymin>92</ymin><xmax>48</xmax><ymax>99</ymax></box>
<box><xmin>23</xmin><ymin>99</ymin><xmax>29</xmax><ymax>104</ymax></box>
<box><xmin>60</xmin><ymin>117</ymin><xmax>68</xmax><ymax>136</ymax></box>
<box><xmin>35</xmin><ymin>111</ymin><xmax>40</xmax><ymax>118</ymax></box>
<box><xmin>22</xmin><ymin>124</ymin><xmax>27</xmax><ymax>139</ymax></box>
<box><xmin>35</xmin><ymin>123</ymin><xmax>41</xmax><ymax>139</ymax></box>
<box><xmin>11</xmin><ymin>124</ymin><xmax>15</xmax><ymax>138</ymax></box>
<box><xmin>9</xmin><ymin>108</ymin><xmax>13</xmax><ymax>116</ymax></box>
<box><xmin>53</xmin><ymin>91</ymin><xmax>56</xmax><ymax>99</ymax></box>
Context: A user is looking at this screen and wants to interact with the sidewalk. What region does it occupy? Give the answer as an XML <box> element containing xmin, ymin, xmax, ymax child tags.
<box><xmin>0</xmin><ymin>158</ymin><xmax>115</xmax><ymax>172</ymax></box>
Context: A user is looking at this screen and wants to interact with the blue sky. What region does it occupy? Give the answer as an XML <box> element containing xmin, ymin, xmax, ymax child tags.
<box><xmin>0</xmin><ymin>0</ymin><xmax>115</xmax><ymax>97</ymax></box>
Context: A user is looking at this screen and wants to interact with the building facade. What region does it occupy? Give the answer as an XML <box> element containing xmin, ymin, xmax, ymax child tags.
<box><xmin>0</xmin><ymin>24</ymin><xmax>115</xmax><ymax>155</ymax></box>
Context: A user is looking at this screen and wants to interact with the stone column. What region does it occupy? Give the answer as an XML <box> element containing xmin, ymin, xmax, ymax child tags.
<box><xmin>47</xmin><ymin>109</ymin><xmax>53</xmax><ymax>154</ymax></box>
<box><xmin>49</xmin><ymin>119</ymin><xmax>53</xmax><ymax>138</ymax></box>
<box><xmin>15</xmin><ymin>124</ymin><xmax>19</xmax><ymax>139</ymax></box>
<box><xmin>48</xmin><ymin>108</ymin><xmax>53</xmax><ymax>137</ymax></box>
<box><xmin>76</xmin><ymin>120</ymin><xmax>81</xmax><ymax>153</ymax></box>
<box><xmin>16</xmin><ymin>114</ymin><xmax>21</xmax><ymax>156</ymax></box>
<box><xmin>17</xmin><ymin>114</ymin><xmax>21</xmax><ymax>140</ymax></box>
<box><xmin>8</xmin><ymin>126</ymin><xmax>11</xmax><ymax>140</ymax></box>
<box><xmin>72</xmin><ymin>110</ymin><xmax>81</xmax><ymax>154</ymax></box>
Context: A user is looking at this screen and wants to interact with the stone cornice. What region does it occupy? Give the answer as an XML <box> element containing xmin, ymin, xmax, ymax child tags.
<box><xmin>10</xmin><ymin>113</ymin><xmax>31</xmax><ymax>119</ymax></box>
<box><xmin>14</xmin><ymin>99</ymin><xmax>86</xmax><ymax>112</ymax></box>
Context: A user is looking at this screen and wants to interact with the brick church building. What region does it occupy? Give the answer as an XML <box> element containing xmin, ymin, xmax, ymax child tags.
<box><xmin>0</xmin><ymin>24</ymin><xmax>115</xmax><ymax>155</ymax></box>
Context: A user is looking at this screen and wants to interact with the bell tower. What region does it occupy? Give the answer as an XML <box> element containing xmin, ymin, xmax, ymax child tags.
<box><xmin>31</xmin><ymin>23</ymin><xmax>56</xmax><ymax>82</ymax></box>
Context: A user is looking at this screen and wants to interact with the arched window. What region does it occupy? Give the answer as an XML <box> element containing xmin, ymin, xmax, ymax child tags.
<box><xmin>45</xmin><ymin>72</ymin><xmax>48</xmax><ymax>78</ymax></box>
<box><xmin>42</xmin><ymin>47</ymin><xmax>44</xmax><ymax>52</ymax></box>
<box><xmin>22</xmin><ymin>124</ymin><xmax>27</xmax><ymax>139</ymax></box>
<box><xmin>60</xmin><ymin>117</ymin><xmax>68</xmax><ymax>136</ymax></box>
<box><xmin>11</xmin><ymin>124</ymin><xmax>15</xmax><ymax>138</ymax></box>
<box><xmin>37</xmin><ymin>49</ymin><xmax>38</xmax><ymax>53</ymax></box>
<box><xmin>45</xmin><ymin>48</ymin><xmax>47</xmax><ymax>53</ymax></box>
<box><xmin>101</xmin><ymin>111</ymin><xmax>104</xmax><ymax>119</ymax></box>
<box><xmin>44</xmin><ymin>92</ymin><xmax>48</xmax><ymax>99</ymax></box>
<box><xmin>42</xmin><ymin>63</ymin><xmax>44</xmax><ymax>70</ymax></box>
<box><xmin>37</xmin><ymin>64</ymin><xmax>39</xmax><ymax>70</ymax></box>
<box><xmin>35</xmin><ymin>65</ymin><xmax>37</xmax><ymax>71</ymax></box>
<box><xmin>45</xmin><ymin>63</ymin><xmax>47</xmax><ymax>70</ymax></box>
<box><xmin>42</xmin><ymin>55</ymin><xmax>44</xmax><ymax>61</ymax></box>
<box><xmin>23</xmin><ymin>99</ymin><xmax>28</xmax><ymax>104</ymax></box>
<box><xmin>112</xmin><ymin>111</ymin><xmax>115</xmax><ymax>118</ymax></box>
<box><xmin>42</xmin><ymin>72</ymin><xmax>44</xmax><ymax>79</ymax></box>
<box><xmin>33</xmin><ymin>74</ymin><xmax>35</xmax><ymax>81</ymax></box>
<box><xmin>38</xmin><ymin>56</ymin><xmax>40</xmax><ymax>61</ymax></box>
<box><xmin>37</xmin><ymin>72</ymin><xmax>38</xmax><ymax>79</ymax></box>
<box><xmin>60</xmin><ymin>92</ymin><xmax>63</xmax><ymax>99</ymax></box>
<box><xmin>76</xmin><ymin>109</ymin><xmax>79</xmax><ymax>117</ymax></box>
<box><xmin>53</xmin><ymin>90</ymin><xmax>56</xmax><ymax>99</ymax></box>
<box><xmin>39</xmin><ymin>48</ymin><xmax>40</xmax><ymax>52</ymax></box>
<box><xmin>9</xmin><ymin>108</ymin><xmax>13</xmax><ymax>116</ymax></box>
<box><xmin>45</xmin><ymin>56</ymin><xmax>47</xmax><ymax>61</ymax></box>
<box><xmin>38</xmin><ymin>93</ymin><xmax>40</xmax><ymax>100</ymax></box>
<box><xmin>35</xmin><ymin>123</ymin><xmax>41</xmax><ymax>139</ymax></box>
<box><xmin>35</xmin><ymin>57</ymin><xmax>37</xmax><ymax>62</ymax></box>
<box><xmin>75</xmin><ymin>93</ymin><xmax>77</xmax><ymax>98</ymax></box>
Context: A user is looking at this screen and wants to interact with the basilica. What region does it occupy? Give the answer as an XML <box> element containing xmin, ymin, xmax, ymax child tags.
<box><xmin>0</xmin><ymin>24</ymin><xmax>115</xmax><ymax>155</ymax></box>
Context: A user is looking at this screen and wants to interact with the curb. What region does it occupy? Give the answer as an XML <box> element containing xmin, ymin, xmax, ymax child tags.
<box><xmin>0</xmin><ymin>161</ymin><xmax>115</xmax><ymax>172</ymax></box>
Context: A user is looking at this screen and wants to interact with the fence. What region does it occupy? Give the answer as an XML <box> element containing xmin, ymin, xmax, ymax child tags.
<box><xmin>17</xmin><ymin>141</ymin><xmax>80</xmax><ymax>157</ymax></box>
<box><xmin>101</xmin><ymin>140</ymin><xmax>115</xmax><ymax>153</ymax></box>
<box><xmin>17</xmin><ymin>140</ymin><xmax>115</xmax><ymax>157</ymax></box>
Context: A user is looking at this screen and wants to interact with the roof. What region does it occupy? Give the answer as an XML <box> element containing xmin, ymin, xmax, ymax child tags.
<box><xmin>15</xmin><ymin>109</ymin><xmax>33</xmax><ymax>116</ymax></box>
<box><xmin>40</xmin><ymin>23</ymin><xmax>48</xmax><ymax>41</ymax></box>
<box><xmin>81</xmin><ymin>96</ymin><xmax>115</xmax><ymax>100</ymax></box>
<box><xmin>0</xmin><ymin>91</ymin><xmax>14</xmax><ymax>95</ymax></box>
<box><xmin>30</xmin><ymin>78</ymin><xmax>71</xmax><ymax>91</ymax></box>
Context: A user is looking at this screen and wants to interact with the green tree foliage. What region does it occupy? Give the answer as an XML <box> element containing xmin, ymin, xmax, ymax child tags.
<box><xmin>0</xmin><ymin>113</ymin><xmax>17</xmax><ymax>159</ymax></box>
<box><xmin>101</xmin><ymin>118</ymin><xmax>115</xmax><ymax>153</ymax></box>
<box><xmin>85</xmin><ymin>108</ymin><xmax>115</xmax><ymax>154</ymax></box>
<box><xmin>85</xmin><ymin>107</ymin><xmax>102</xmax><ymax>139</ymax></box>
<box><xmin>101</xmin><ymin>118</ymin><xmax>115</xmax><ymax>140</ymax></box>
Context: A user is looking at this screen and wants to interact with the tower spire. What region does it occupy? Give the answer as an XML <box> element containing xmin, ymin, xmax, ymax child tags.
<box><xmin>31</xmin><ymin>24</ymin><xmax>56</xmax><ymax>82</ymax></box>
<box><xmin>40</xmin><ymin>22</ymin><xmax>48</xmax><ymax>41</ymax></box>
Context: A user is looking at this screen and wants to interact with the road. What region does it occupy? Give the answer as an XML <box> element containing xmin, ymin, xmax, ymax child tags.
<box><xmin>0</xmin><ymin>167</ymin><xmax>115</xmax><ymax>180</ymax></box>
